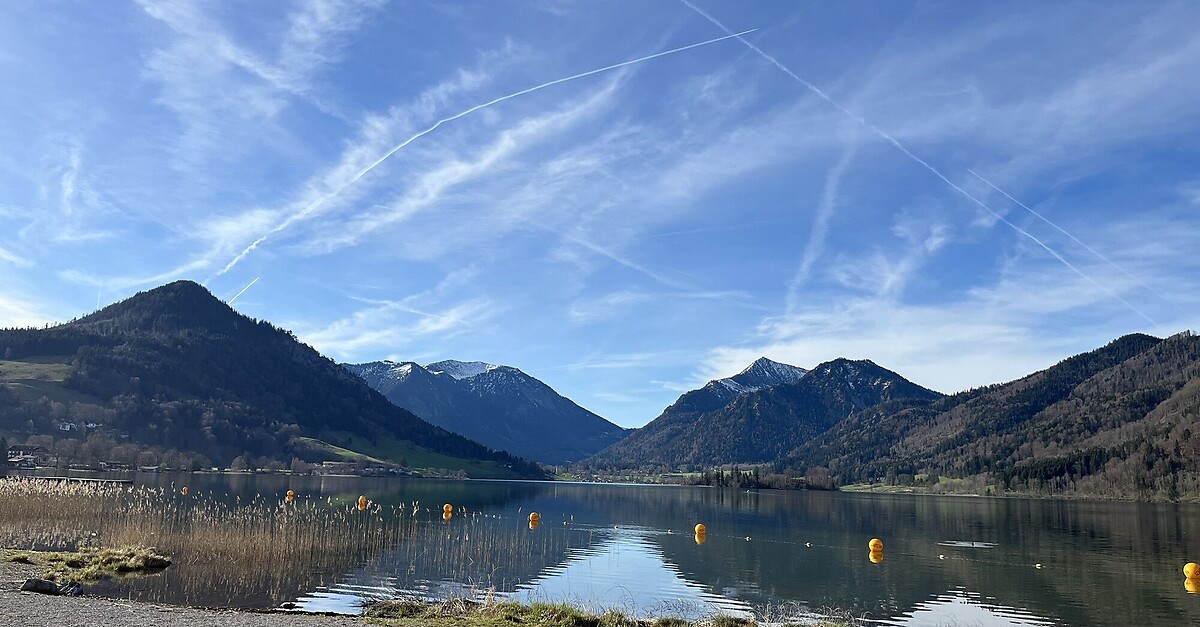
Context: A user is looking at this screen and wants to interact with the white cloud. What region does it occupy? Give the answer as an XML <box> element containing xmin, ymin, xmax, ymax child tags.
<box><xmin>136</xmin><ymin>0</ymin><xmax>380</xmax><ymax>171</ymax></box>
<box><xmin>695</xmin><ymin>211</ymin><xmax>1198</xmax><ymax>395</ymax></box>
<box><xmin>0</xmin><ymin>245</ymin><xmax>33</xmax><ymax>268</ymax></box>
<box><xmin>298</xmin><ymin>297</ymin><xmax>497</xmax><ymax>359</ymax></box>
<box><xmin>0</xmin><ymin>293</ymin><xmax>50</xmax><ymax>328</ymax></box>
<box><xmin>59</xmin><ymin>257</ymin><xmax>212</xmax><ymax>293</ymax></box>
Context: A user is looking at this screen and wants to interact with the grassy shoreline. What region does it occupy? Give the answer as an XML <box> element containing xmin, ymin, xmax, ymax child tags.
<box><xmin>3</xmin><ymin>547</ymin><xmax>170</xmax><ymax>582</ymax></box>
<box><xmin>362</xmin><ymin>599</ymin><xmax>853</xmax><ymax>627</ymax></box>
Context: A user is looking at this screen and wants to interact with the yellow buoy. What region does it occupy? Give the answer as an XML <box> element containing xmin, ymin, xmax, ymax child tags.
<box><xmin>694</xmin><ymin>523</ymin><xmax>707</xmax><ymax>535</ymax></box>
<box><xmin>1187</xmin><ymin>578</ymin><xmax>1200</xmax><ymax>594</ymax></box>
<box><xmin>180</xmin><ymin>486</ymin><xmax>188</xmax><ymax>496</ymax></box>
<box><xmin>443</xmin><ymin>511</ymin><xmax>453</xmax><ymax>521</ymax></box>
<box><xmin>529</xmin><ymin>519</ymin><xmax>540</xmax><ymax>531</ymax></box>
<box><xmin>868</xmin><ymin>538</ymin><xmax>884</xmax><ymax>552</ymax></box>
<box><xmin>443</xmin><ymin>503</ymin><xmax>453</xmax><ymax>513</ymax></box>
<box><xmin>529</xmin><ymin>512</ymin><xmax>540</xmax><ymax>523</ymax></box>
<box><xmin>1186</xmin><ymin>563</ymin><xmax>1200</xmax><ymax>579</ymax></box>
<box><xmin>694</xmin><ymin>532</ymin><xmax>707</xmax><ymax>545</ymax></box>
<box><xmin>869</xmin><ymin>551</ymin><xmax>884</xmax><ymax>564</ymax></box>
<box><xmin>286</xmin><ymin>489</ymin><xmax>295</xmax><ymax>503</ymax></box>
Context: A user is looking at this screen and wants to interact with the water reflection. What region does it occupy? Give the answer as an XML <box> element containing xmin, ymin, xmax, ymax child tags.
<box><xmin>879</xmin><ymin>588</ymin><xmax>1057</xmax><ymax>627</ymax></box>
<box><xmin>509</xmin><ymin>526</ymin><xmax>751</xmax><ymax>619</ymax></box>
<box><xmin>9</xmin><ymin>472</ymin><xmax>1200</xmax><ymax>626</ymax></box>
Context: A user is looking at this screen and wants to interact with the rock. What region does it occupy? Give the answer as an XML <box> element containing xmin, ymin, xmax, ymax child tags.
<box><xmin>58</xmin><ymin>581</ymin><xmax>84</xmax><ymax>596</ymax></box>
<box><xmin>21</xmin><ymin>579</ymin><xmax>61</xmax><ymax>595</ymax></box>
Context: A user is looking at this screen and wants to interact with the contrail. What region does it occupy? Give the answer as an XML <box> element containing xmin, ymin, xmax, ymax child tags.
<box><xmin>680</xmin><ymin>0</ymin><xmax>1156</xmax><ymax>325</ymax></box>
<box><xmin>212</xmin><ymin>29</ymin><xmax>757</xmax><ymax>280</ymax></box>
<box><xmin>787</xmin><ymin>138</ymin><xmax>858</xmax><ymax>313</ymax></box>
<box><xmin>228</xmin><ymin>276</ymin><xmax>260</xmax><ymax>305</ymax></box>
<box><xmin>968</xmin><ymin>169</ymin><xmax>1166</xmax><ymax>300</ymax></box>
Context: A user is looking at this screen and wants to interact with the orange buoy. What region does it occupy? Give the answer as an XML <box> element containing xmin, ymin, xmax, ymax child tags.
<box><xmin>868</xmin><ymin>538</ymin><xmax>884</xmax><ymax>552</ymax></box>
<box><xmin>286</xmin><ymin>489</ymin><xmax>295</xmax><ymax>503</ymax></box>
<box><xmin>869</xmin><ymin>551</ymin><xmax>884</xmax><ymax>564</ymax></box>
<box><xmin>529</xmin><ymin>511</ymin><xmax>540</xmax><ymax>523</ymax></box>
<box><xmin>357</xmin><ymin>495</ymin><xmax>368</xmax><ymax>511</ymax></box>
<box><xmin>529</xmin><ymin>519</ymin><xmax>540</xmax><ymax>531</ymax></box>
<box><xmin>443</xmin><ymin>503</ymin><xmax>453</xmax><ymax>513</ymax></box>
<box><xmin>443</xmin><ymin>511</ymin><xmax>453</xmax><ymax>521</ymax></box>
<box><xmin>180</xmin><ymin>486</ymin><xmax>188</xmax><ymax>496</ymax></box>
<box><xmin>694</xmin><ymin>523</ymin><xmax>707</xmax><ymax>535</ymax></box>
<box><xmin>1186</xmin><ymin>563</ymin><xmax>1200</xmax><ymax>579</ymax></box>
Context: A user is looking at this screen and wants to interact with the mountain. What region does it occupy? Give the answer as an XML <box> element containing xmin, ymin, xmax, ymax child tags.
<box><xmin>583</xmin><ymin>331</ymin><xmax>1200</xmax><ymax>500</ymax></box>
<box><xmin>346</xmin><ymin>359</ymin><xmax>628</xmax><ymax>466</ymax></box>
<box><xmin>781</xmin><ymin>332</ymin><xmax>1200</xmax><ymax>499</ymax></box>
<box><xmin>0</xmin><ymin>281</ymin><xmax>544</xmax><ymax>479</ymax></box>
<box><xmin>585</xmin><ymin>355</ymin><xmax>912</xmax><ymax>468</ymax></box>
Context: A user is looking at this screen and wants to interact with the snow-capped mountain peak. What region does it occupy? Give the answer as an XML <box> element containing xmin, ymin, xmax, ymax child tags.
<box><xmin>426</xmin><ymin>359</ymin><xmax>499</xmax><ymax>380</ymax></box>
<box><xmin>345</xmin><ymin>357</ymin><xmax>626</xmax><ymax>466</ymax></box>
<box><xmin>704</xmin><ymin>357</ymin><xmax>808</xmax><ymax>397</ymax></box>
<box><xmin>723</xmin><ymin>357</ymin><xmax>807</xmax><ymax>392</ymax></box>
<box><xmin>383</xmin><ymin>361</ymin><xmax>414</xmax><ymax>377</ymax></box>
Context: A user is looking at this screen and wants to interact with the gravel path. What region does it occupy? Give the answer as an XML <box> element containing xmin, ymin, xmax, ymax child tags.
<box><xmin>0</xmin><ymin>562</ymin><xmax>369</xmax><ymax>627</ymax></box>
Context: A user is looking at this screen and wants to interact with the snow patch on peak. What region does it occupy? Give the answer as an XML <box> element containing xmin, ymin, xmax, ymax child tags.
<box><xmin>737</xmin><ymin>357</ymin><xmax>807</xmax><ymax>384</ymax></box>
<box><xmin>426</xmin><ymin>360</ymin><xmax>499</xmax><ymax>380</ymax></box>
<box><xmin>719</xmin><ymin>379</ymin><xmax>755</xmax><ymax>395</ymax></box>
<box><xmin>705</xmin><ymin>357</ymin><xmax>808</xmax><ymax>398</ymax></box>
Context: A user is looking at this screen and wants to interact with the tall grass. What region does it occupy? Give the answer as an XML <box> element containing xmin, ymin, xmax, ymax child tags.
<box><xmin>0</xmin><ymin>477</ymin><xmax>570</xmax><ymax>607</ymax></box>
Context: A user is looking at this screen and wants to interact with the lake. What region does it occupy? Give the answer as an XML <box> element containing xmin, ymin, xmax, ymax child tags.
<box><xmin>12</xmin><ymin>472</ymin><xmax>1200</xmax><ymax>626</ymax></box>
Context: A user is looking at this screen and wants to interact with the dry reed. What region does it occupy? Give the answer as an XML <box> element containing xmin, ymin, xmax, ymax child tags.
<box><xmin>0</xmin><ymin>477</ymin><xmax>568</xmax><ymax>607</ymax></box>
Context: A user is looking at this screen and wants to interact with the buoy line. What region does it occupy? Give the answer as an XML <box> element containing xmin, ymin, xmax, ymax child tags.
<box><xmin>332</xmin><ymin>506</ymin><xmax>1058</xmax><ymax>573</ymax></box>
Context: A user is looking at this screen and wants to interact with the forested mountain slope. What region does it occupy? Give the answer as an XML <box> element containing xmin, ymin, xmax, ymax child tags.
<box><xmin>0</xmin><ymin>281</ymin><xmax>544</xmax><ymax>478</ymax></box>
<box><xmin>783</xmin><ymin>333</ymin><xmax>1200</xmax><ymax>499</ymax></box>
<box><xmin>586</xmin><ymin>358</ymin><xmax>939</xmax><ymax>470</ymax></box>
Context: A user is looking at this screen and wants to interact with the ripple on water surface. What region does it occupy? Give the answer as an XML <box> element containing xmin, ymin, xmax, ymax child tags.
<box><xmin>295</xmin><ymin>525</ymin><xmax>752</xmax><ymax>619</ymax></box>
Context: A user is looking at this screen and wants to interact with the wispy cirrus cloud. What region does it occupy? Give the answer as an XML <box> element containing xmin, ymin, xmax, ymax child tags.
<box><xmin>136</xmin><ymin>0</ymin><xmax>381</xmax><ymax>171</ymax></box>
<box><xmin>210</xmin><ymin>30</ymin><xmax>753</xmax><ymax>279</ymax></box>
<box><xmin>59</xmin><ymin>257</ymin><xmax>213</xmax><ymax>293</ymax></box>
<box><xmin>0</xmin><ymin>292</ymin><xmax>50</xmax><ymax>328</ymax></box>
<box><xmin>695</xmin><ymin>212</ymin><xmax>1200</xmax><ymax>394</ymax></box>
<box><xmin>0</xmin><ymin>245</ymin><xmax>33</xmax><ymax>268</ymax></box>
<box><xmin>299</xmin><ymin>297</ymin><xmax>498</xmax><ymax>359</ymax></box>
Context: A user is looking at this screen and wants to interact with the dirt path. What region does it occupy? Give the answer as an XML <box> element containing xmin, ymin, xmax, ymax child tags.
<box><xmin>0</xmin><ymin>561</ymin><xmax>368</xmax><ymax>627</ymax></box>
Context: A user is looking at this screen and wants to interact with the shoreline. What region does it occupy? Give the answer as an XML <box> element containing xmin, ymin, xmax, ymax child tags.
<box><xmin>0</xmin><ymin>560</ymin><xmax>365</xmax><ymax>627</ymax></box>
<box><xmin>5</xmin><ymin>469</ymin><xmax>1192</xmax><ymax>503</ymax></box>
<box><xmin>0</xmin><ymin>561</ymin><xmax>852</xmax><ymax>627</ymax></box>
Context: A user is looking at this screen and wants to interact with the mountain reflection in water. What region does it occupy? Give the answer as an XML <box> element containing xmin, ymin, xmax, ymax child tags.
<box><xmin>25</xmin><ymin>472</ymin><xmax>1200</xmax><ymax>627</ymax></box>
<box><xmin>298</xmin><ymin>525</ymin><xmax>752</xmax><ymax>619</ymax></box>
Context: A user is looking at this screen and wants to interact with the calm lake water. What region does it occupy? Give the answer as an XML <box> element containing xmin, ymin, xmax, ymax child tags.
<box><xmin>20</xmin><ymin>472</ymin><xmax>1200</xmax><ymax>626</ymax></box>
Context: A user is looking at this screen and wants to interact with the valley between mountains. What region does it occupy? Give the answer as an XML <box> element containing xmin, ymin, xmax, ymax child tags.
<box><xmin>3</xmin><ymin>281</ymin><xmax>1199</xmax><ymax>500</ymax></box>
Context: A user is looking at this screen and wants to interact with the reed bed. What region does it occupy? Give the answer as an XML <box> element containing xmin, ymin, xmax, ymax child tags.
<box><xmin>0</xmin><ymin>477</ymin><xmax>572</xmax><ymax>607</ymax></box>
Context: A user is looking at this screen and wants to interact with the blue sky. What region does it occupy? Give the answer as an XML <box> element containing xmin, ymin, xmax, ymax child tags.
<box><xmin>2</xmin><ymin>1</ymin><xmax>1198</xmax><ymax>428</ymax></box>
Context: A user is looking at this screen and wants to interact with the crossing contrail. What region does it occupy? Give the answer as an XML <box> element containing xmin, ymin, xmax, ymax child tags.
<box><xmin>679</xmin><ymin>0</ymin><xmax>1156</xmax><ymax>325</ymax></box>
<box><xmin>968</xmin><ymin>169</ymin><xmax>1165</xmax><ymax>300</ymax></box>
<box><xmin>228</xmin><ymin>276</ymin><xmax>260</xmax><ymax>305</ymax></box>
<box><xmin>212</xmin><ymin>28</ymin><xmax>757</xmax><ymax>280</ymax></box>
